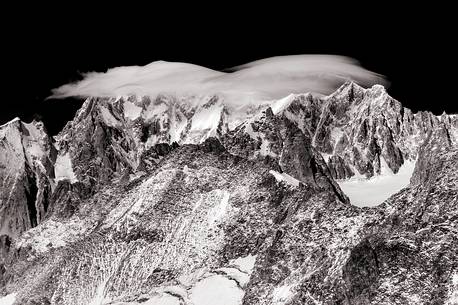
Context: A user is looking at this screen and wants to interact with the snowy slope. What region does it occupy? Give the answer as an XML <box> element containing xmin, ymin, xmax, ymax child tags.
<box><xmin>338</xmin><ymin>159</ymin><xmax>416</xmax><ymax>207</ymax></box>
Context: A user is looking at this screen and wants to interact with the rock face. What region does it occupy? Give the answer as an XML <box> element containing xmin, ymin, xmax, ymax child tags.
<box><xmin>222</xmin><ymin>107</ymin><xmax>348</xmax><ymax>203</ymax></box>
<box><xmin>278</xmin><ymin>82</ymin><xmax>458</xmax><ymax>179</ymax></box>
<box><xmin>0</xmin><ymin>119</ymin><xmax>56</xmax><ymax>238</ymax></box>
<box><xmin>0</xmin><ymin>83</ymin><xmax>457</xmax><ymax>304</ymax></box>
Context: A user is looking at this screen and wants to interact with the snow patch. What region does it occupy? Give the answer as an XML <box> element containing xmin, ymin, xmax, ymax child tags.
<box><xmin>99</xmin><ymin>105</ymin><xmax>120</xmax><ymax>127</ymax></box>
<box><xmin>259</xmin><ymin>135</ymin><xmax>277</xmax><ymax>158</ymax></box>
<box><xmin>54</xmin><ymin>153</ymin><xmax>77</xmax><ymax>182</ymax></box>
<box><xmin>379</xmin><ymin>157</ymin><xmax>394</xmax><ymax>175</ymax></box>
<box><xmin>190</xmin><ymin>274</ymin><xmax>244</xmax><ymax>305</ymax></box>
<box><xmin>0</xmin><ymin>293</ymin><xmax>16</xmax><ymax>305</ymax></box>
<box><xmin>330</xmin><ymin>127</ymin><xmax>344</xmax><ymax>152</ymax></box>
<box><xmin>143</xmin><ymin>294</ymin><xmax>181</xmax><ymax>305</ymax></box>
<box><xmin>208</xmin><ymin>191</ymin><xmax>230</xmax><ymax>225</ymax></box>
<box><xmin>16</xmin><ymin>218</ymin><xmax>90</xmax><ymax>253</ymax></box>
<box><xmin>185</xmin><ymin>101</ymin><xmax>224</xmax><ymax>143</ymax></box>
<box><xmin>320</xmin><ymin>153</ymin><xmax>332</xmax><ymax>163</ymax></box>
<box><xmin>218</xmin><ymin>267</ymin><xmax>251</xmax><ymax>287</ymax></box>
<box><xmin>144</xmin><ymin>100</ymin><xmax>169</xmax><ymax>120</ymax></box>
<box><xmin>0</xmin><ymin>117</ymin><xmax>20</xmax><ymax>129</ymax></box>
<box><xmin>216</xmin><ymin>255</ymin><xmax>257</xmax><ymax>287</ymax></box>
<box><xmin>230</xmin><ymin>254</ymin><xmax>257</xmax><ymax>274</ymax></box>
<box><xmin>338</xmin><ymin>159</ymin><xmax>416</xmax><ymax>207</ymax></box>
<box><xmin>446</xmin><ymin>272</ymin><xmax>458</xmax><ymax>305</ymax></box>
<box><xmin>88</xmin><ymin>279</ymin><xmax>110</xmax><ymax>305</ymax></box>
<box><xmin>270</xmin><ymin>170</ymin><xmax>300</xmax><ymax>187</ymax></box>
<box><xmin>123</xmin><ymin>100</ymin><xmax>143</xmax><ymax>120</ymax></box>
<box><xmin>22</xmin><ymin>122</ymin><xmax>46</xmax><ymax>160</ymax></box>
<box><xmin>271</xmin><ymin>94</ymin><xmax>295</xmax><ymax>115</ymax></box>
<box><xmin>272</xmin><ymin>285</ymin><xmax>293</xmax><ymax>305</ymax></box>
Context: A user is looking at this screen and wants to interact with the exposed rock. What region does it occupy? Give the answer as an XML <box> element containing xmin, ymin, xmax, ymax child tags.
<box><xmin>327</xmin><ymin>155</ymin><xmax>354</xmax><ymax>179</ymax></box>
<box><xmin>0</xmin><ymin>84</ymin><xmax>457</xmax><ymax>304</ymax></box>
<box><xmin>0</xmin><ymin>119</ymin><xmax>56</xmax><ymax>238</ymax></box>
<box><xmin>279</xmin><ymin>81</ymin><xmax>457</xmax><ymax>179</ymax></box>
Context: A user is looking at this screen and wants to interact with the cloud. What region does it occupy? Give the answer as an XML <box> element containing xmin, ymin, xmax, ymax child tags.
<box><xmin>50</xmin><ymin>55</ymin><xmax>386</xmax><ymax>104</ymax></box>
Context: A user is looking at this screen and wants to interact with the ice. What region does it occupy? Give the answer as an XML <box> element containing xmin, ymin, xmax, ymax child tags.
<box><xmin>54</xmin><ymin>153</ymin><xmax>77</xmax><ymax>182</ymax></box>
<box><xmin>338</xmin><ymin>159</ymin><xmax>416</xmax><ymax>207</ymax></box>
<box><xmin>270</xmin><ymin>170</ymin><xmax>300</xmax><ymax>187</ymax></box>
<box><xmin>190</xmin><ymin>274</ymin><xmax>244</xmax><ymax>305</ymax></box>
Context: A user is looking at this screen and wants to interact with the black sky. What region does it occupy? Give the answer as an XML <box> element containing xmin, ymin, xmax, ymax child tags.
<box><xmin>2</xmin><ymin>5</ymin><xmax>457</xmax><ymax>135</ymax></box>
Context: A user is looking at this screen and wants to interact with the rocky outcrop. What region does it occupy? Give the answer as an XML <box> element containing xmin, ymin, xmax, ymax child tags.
<box><xmin>0</xmin><ymin>83</ymin><xmax>457</xmax><ymax>304</ymax></box>
<box><xmin>0</xmin><ymin>138</ymin><xmax>339</xmax><ymax>304</ymax></box>
<box><xmin>222</xmin><ymin>107</ymin><xmax>349</xmax><ymax>203</ymax></box>
<box><xmin>327</xmin><ymin>155</ymin><xmax>354</xmax><ymax>179</ymax></box>
<box><xmin>1</xmin><ymin>138</ymin><xmax>455</xmax><ymax>304</ymax></box>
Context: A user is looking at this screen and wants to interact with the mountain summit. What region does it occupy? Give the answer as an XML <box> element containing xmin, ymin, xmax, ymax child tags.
<box><xmin>0</xmin><ymin>83</ymin><xmax>457</xmax><ymax>304</ymax></box>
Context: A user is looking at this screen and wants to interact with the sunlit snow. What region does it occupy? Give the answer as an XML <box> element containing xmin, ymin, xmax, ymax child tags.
<box><xmin>0</xmin><ymin>293</ymin><xmax>16</xmax><ymax>305</ymax></box>
<box><xmin>230</xmin><ymin>254</ymin><xmax>257</xmax><ymax>273</ymax></box>
<box><xmin>143</xmin><ymin>294</ymin><xmax>181</xmax><ymax>305</ymax></box>
<box><xmin>338</xmin><ymin>159</ymin><xmax>416</xmax><ymax>207</ymax></box>
<box><xmin>123</xmin><ymin>100</ymin><xmax>143</xmax><ymax>120</ymax></box>
<box><xmin>270</xmin><ymin>170</ymin><xmax>300</xmax><ymax>187</ymax></box>
<box><xmin>99</xmin><ymin>105</ymin><xmax>121</xmax><ymax>127</ymax></box>
<box><xmin>190</xmin><ymin>274</ymin><xmax>244</xmax><ymax>305</ymax></box>
<box><xmin>271</xmin><ymin>94</ymin><xmax>295</xmax><ymax>115</ymax></box>
<box><xmin>272</xmin><ymin>284</ymin><xmax>293</xmax><ymax>304</ymax></box>
<box><xmin>54</xmin><ymin>153</ymin><xmax>77</xmax><ymax>182</ymax></box>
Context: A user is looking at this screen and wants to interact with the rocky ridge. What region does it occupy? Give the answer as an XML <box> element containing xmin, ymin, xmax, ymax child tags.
<box><xmin>0</xmin><ymin>83</ymin><xmax>457</xmax><ymax>304</ymax></box>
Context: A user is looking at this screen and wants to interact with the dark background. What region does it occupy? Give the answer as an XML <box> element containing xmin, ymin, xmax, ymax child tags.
<box><xmin>2</xmin><ymin>5</ymin><xmax>456</xmax><ymax>135</ymax></box>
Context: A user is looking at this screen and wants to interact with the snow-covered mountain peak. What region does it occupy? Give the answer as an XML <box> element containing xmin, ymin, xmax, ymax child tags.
<box><xmin>326</xmin><ymin>80</ymin><xmax>365</xmax><ymax>100</ymax></box>
<box><xmin>0</xmin><ymin>116</ymin><xmax>21</xmax><ymax>128</ymax></box>
<box><xmin>0</xmin><ymin>118</ymin><xmax>56</xmax><ymax>237</ymax></box>
<box><xmin>270</xmin><ymin>93</ymin><xmax>297</xmax><ymax>115</ymax></box>
<box><xmin>0</xmin><ymin>118</ymin><xmax>51</xmax><ymax>161</ymax></box>
<box><xmin>2</xmin><ymin>76</ymin><xmax>458</xmax><ymax>304</ymax></box>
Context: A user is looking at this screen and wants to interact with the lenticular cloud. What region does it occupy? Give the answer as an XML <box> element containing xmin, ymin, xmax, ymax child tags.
<box><xmin>50</xmin><ymin>55</ymin><xmax>386</xmax><ymax>104</ymax></box>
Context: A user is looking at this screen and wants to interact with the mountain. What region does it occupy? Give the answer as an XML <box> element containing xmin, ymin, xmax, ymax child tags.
<box><xmin>0</xmin><ymin>83</ymin><xmax>457</xmax><ymax>304</ymax></box>
<box><xmin>0</xmin><ymin>119</ymin><xmax>56</xmax><ymax>238</ymax></box>
<box><xmin>276</xmin><ymin>82</ymin><xmax>458</xmax><ymax>179</ymax></box>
